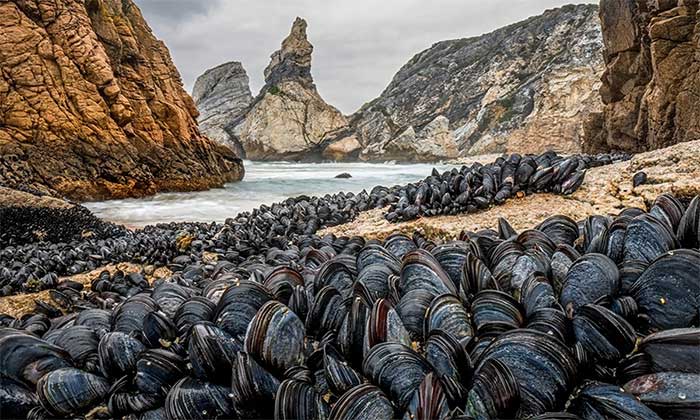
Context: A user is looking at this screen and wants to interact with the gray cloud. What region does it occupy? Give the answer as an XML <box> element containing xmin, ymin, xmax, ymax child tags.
<box><xmin>135</xmin><ymin>0</ymin><xmax>597</xmax><ymax>113</ymax></box>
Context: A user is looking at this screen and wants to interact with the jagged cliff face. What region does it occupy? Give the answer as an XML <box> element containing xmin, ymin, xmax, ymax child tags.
<box><xmin>351</xmin><ymin>4</ymin><xmax>604</xmax><ymax>159</ymax></box>
<box><xmin>234</xmin><ymin>18</ymin><xmax>351</xmax><ymax>160</ymax></box>
<box><xmin>0</xmin><ymin>0</ymin><xmax>243</xmax><ymax>201</ymax></box>
<box><xmin>584</xmin><ymin>0</ymin><xmax>700</xmax><ymax>153</ymax></box>
<box><xmin>193</xmin><ymin>62</ymin><xmax>253</xmax><ymax>156</ymax></box>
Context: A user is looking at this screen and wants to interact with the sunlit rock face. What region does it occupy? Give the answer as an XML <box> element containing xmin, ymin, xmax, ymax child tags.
<box><xmin>0</xmin><ymin>0</ymin><xmax>243</xmax><ymax>200</ymax></box>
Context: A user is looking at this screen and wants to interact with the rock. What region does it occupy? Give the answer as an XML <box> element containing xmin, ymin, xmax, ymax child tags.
<box><xmin>360</xmin><ymin>116</ymin><xmax>459</xmax><ymax>162</ymax></box>
<box><xmin>0</xmin><ymin>186</ymin><xmax>121</xmax><ymax>245</ymax></box>
<box><xmin>584</xmin><ymin>0</ymin><xmax>700</xmax><ymax>153</ymax></box>
<box><xmin>347</xmin><ymin>4</ymin><xmax>604</xmax><ymax>159</ymax></box>
<box><xmin>232</xmin><ymin>18</ymin><xmax>349</xmax><ymax>160</ymax></box>
<box><xmin>334</xmin><ymin>173</ymin><xmax>352</xmax><ymax>179</ymax></box>
<box><xmin>322</xmin><ymin>136</ymin><xmax>362</xmax><ymax>161</ymax></box>
<box><xmin>321</xmin><ymin>139</ymin><xmax>700</xmax><ymax>241</ymax></box>
<box><xmin>192</xmin><ymin>62</ymin><xmax>253</xmax><ymax>155</ymax></box>
<box><xmin>0</xmin><ymin>0</ymin><xmax>244</xmax><ymax>201</ymax></box>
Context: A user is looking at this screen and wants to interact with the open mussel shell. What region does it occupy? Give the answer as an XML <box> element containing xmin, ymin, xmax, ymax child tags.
<box><xmin>466</xmin><ymin>358</ymin><xmax>519</xmax><ymax>420</ymax></box>
<box><xmin>366</xmin><ymin>298</ymin><xmax>411</xmax><ymax>353</ymax></box>
<box><xmin>624</xmin><ymin>372</ymin><xmax>700</xmax><ymax>420</ymax></box>
<box><xmin>135</xmin><ymin>349</ymin><xmax>186</xmax><ymax>395</ymax></box>
<box><xmin>275</xmin><ymin>378</ymin><xmax>329</xmax><ymax>420</ymax></box>
<box><xmin>188</xmin><ymin>322</ymin><xmax>241</xmax><ymax>383</ymax></box>
<box><xmin>245</xmin><ymin>300</ymin><xmax>305</xmax><ymax>373</ymax></box>
<box><xmin>98</xmin><ymin>331</ymin><xmax>146</xmax><ymax>378</ymax></box>
<box><xmin>165</xmin><ymin>377</ymin><xmax>234</xmax><ymax>420</ymax></box>
<box><xmin>402</xmin><ymin>372</ymin><xmax>450</xmax><ymax>420</ymax></box>
<box><xmin>639</xmin><ymin>328</ymin><xmax>700</xmax><ymax>373</ymax></box>
<box><xmin>231</xmin><ymin>352</ymin><xmax>280</xmax><ymax>419</ymax></box>
<box><xmin>329</xmin><ymin>383</ymin><xmax>394</xmax><ymax>420</ymax></box>
<box><xmin>0</xmin><ymin>376</ymin><xmax>40</xmax><ymax>419</ymax></box>
<box><xmin>573</xmin><ymin>304</ymin><xmax>636</xmax><ymax>365</ymax></box>
<box><xmin>569</xmin><ymin>381</ymin><xmax>661</xmax><ymax>419</ymax></box>
<box><xmin>623</xmin><ymin>214</ymin><xmax>679</xmax><ymax>264</ymax></box>
<box><xmin>424</xmin><ymin>294</ymin><xmax>473</xmax><ymax>342</ymax></box>
<box><xmin>560</xmin><ymin>253</ymin><xmax>619</xmax><ymax>316</ymax></box>
<box><xmin>630</xmin><ymin>249</ymin><xmax>700</xmax><ymax>330</ymax></box>
<box><xmin>363</xmin><ymin>342</ymin><xmax>432</xmax><ymax>409</ymax></box>
<box><xmin>36</xmin><ymin>367</ymin><xmax>109</xmax><ymax>416</ymax></box>
<box><xmin>475</xmin><ymin>329</ymin><xmax>577</xmax><ymax>416</ymax></box>
<box><xmin>214</xmin><ymin>280</ymin><xmax>273</xmax><ymax>340</ymax></box>
<box><xmin>399</xmin><ymin>249</ymin><xmax>457</xmax><ymax>297</ymax></box>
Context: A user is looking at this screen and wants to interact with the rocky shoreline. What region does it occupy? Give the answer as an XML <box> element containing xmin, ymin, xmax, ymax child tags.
<box><xmin>0</xmin><ymin>160</ymin><xmax>698</xmax><ymax>418</ymax></box>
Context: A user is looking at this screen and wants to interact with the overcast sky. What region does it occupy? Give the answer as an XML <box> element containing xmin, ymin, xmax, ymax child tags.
<box><xmin>136</xmin><ymin>0</ymin><xmax>597</xmax><ymax>114</ymax></box>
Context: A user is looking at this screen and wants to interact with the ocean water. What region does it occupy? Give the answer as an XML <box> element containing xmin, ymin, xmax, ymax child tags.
<box><xmin>84</xmin><ymin>161</ymin><xmax>453</xmax><ymax>227</ymax></box>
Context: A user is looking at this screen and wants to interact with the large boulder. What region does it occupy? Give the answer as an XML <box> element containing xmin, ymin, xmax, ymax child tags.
<box><xmin>192</xmin><ymin>61</ymin><xmax>253</xmax><ymax>156</ymax></box>
<box><xmin>0</xmin><ymin>0</ymin><xmax>244</xmax><ymax>201</ymax></box>
<box><xmin>584</xmin><ymin>0</ymin><xmax>700</xmax><ymax>153</ymax></box>
<box><xmin>233</xmin><ymin>18</ymin><xmax>350</xmax><ymax>160</ymax></box>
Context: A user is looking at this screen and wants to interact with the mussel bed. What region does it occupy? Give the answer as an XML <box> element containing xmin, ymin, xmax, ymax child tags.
<box><xmin>1</xmin><ymin>188</ymin><xmax>699</xmax><ymax>419</ymax></box>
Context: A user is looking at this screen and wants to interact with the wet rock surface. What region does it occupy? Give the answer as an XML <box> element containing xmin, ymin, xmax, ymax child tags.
<box><xmin>585</xmin><ymin>0</ymin><xmax>700</xmax><ymax>153</ymax></box>
<box><xmin>0</xmin><ymin>0</ymin><xmax>244</xmax><ymax>201</ymax></box>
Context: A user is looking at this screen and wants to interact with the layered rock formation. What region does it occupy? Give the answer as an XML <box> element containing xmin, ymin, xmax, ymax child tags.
<box><xmin>351</xmin><ymin>4</ymin><xmax>604</xmax><ymax>159</ymax></box>
<box><xmin>0</xmin><ymin>0</ymin><xmax>244</xmax><ymax>201</ymax></box>
<box><xmin>584</xmin><ymin>0</ymin><xmax>700</xmax><ymax>153</ymax></box>
<box><xmin>192</xmin><ymin>62</ymin><xmax>253</xmax><ymax>156</ymax></box>
<box><xmin>233</xmin><ymin>18</ymin><xmax>351</xmax><ymax>160</ymax></box>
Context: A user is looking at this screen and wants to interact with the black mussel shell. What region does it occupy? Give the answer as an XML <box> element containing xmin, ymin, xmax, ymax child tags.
<box><xmin>560</xmin><ymin>253</ymin><xmax>619</xmax><ymax>316</ymax></box>
<box><xmin>214</xmin><ymin>280</ymin><xmax>273</xmax><ymax>340</ymax></box>
<box><xmin>399</xmin><ymin>249</ymin><xmax>457</xmax><ymax>297</ymax></box>
<box><xmin>112</xmin><ymin>294</ymin><xmax>158</xmax><ymax>334</ymax></box>
<box><xmin>466</xmin><ymin>358</ymin><xmax>519</xmax><ymax>419</ymax></box>
<box><xmin>424</xmin><ymin>329</ymin><xmax>472</xmax><ymax>405</ymax></box>
<box><xmin>471</xmin><ymin>290</ymin><xmax>524</xmax><ymax>338</ymax></box>
<box><xmin>396</xmin><ymin>289</ymin><xmax>437</xmax><ymax>342</ymax></box>
<box><xmin>639</xmin><ymin>328</ymin><xmax>700</xmax><ymax>374</ymax></box>
<box><xmin>323</xmin><ymin>344</ymin><xmax>363</xmax><ymax>397</ymax></box>
<box><xmin>36</xmin><ymin>367</ymin><xmax>109</xmax><ymax>416</ymax></box>
<box><xmin>0</xmin><ymin>376</ymin><xmax>40</xmax><ymax>419</ymax></box>
<box><xmin>424</xmin><ymin>294</ymin><xmax>473</xmax><ymax>342</ymax></box>
<box><xmin>363</xmin><ymin>342</ymin><xmax>431</xmax><ymax>409</ymax></box>
<box><xmin>244</xmin><ymin>300</ymin><xmax>305</xmax><ymax>373</ymax></box>
<box><xmin>188</xmin><ymin>322</ymin><xmax>241</xmax><ymax>384</ymax></box>
<box><xmin>231</xmin><ymin>352</ymin><xmax>280</xmax><ymax>419</ymax></box>
<box><xmin>366</xmin><ymin>298</ymin><xmax>411</xmax><ymax>353</ymax></box>
<box><xmin>623</xmin><ymin>214</ymin><xmax>679</xmax><ymax>264</ymax></box>
<box><xmin>174</xmin><ymin>296</ymin><xmax>215</xmax><ymax>335</ymax></box>
<box><xmin>0</xmin><ymin>328</ymin><xmax>72</xmax><ymax>387</ymax></box>
<box><xmin>135</xmin><ymin>349</ymin><xmax>186</xmax><ymax>396</ymax></box>
<box><xmin>275</xmin><ymin>379</ymin><xmax>329</xmax><ymax>420</ymax></box>
<box><xmin>329</xmin><ymin>383</ymin><xmax>394</xmax><ymax>420</ymax></box>
<box><xmin>306</xmin><ymin>285</ymin><xmax>347</xmax><ymax>339</ymax></box>
<box><xmin>630</xmin><ymin>249</ymin><xmax>700</xmax><ymax>330</ymax></box>
<box><xmin>98</xmin><ymin>331</ymin><xmax>146</xmax><ymax>378</ymax></box>
<box><xmin>624</xmin><ymin>372</ymin><xmax>700</xmax><ymax>420</ymax></box>
<box><xmin>165</xmin><ymin>377</ymin><xmax>235</xmax><ymax>420</ymax></box>
<box><xmin>569</xmin><ymin>381</ymin><xmax>661</xmax><ymax>419</ymax></box>
<box><xmin>677</xmin><ymin>196</ymin><xmax>700</xmax><ymax>248</ymax></box>
<box><xmin>402</xmin><ymin>372</ymin><xmax>450</xmax><ymax>420</ymax></box>
<box><xmin>573</xmin><ymin>304</ymin><xmax>636</xmax><ymax>365</ymax></box>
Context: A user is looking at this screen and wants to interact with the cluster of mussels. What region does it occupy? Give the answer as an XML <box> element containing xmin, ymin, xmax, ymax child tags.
<box><xmin>385</xmin><ymin>151</ymin><xmax>630</xmax><ymax>222</ymax></box>
<box><xmin>0</xmin><ymin>151</ymin><xmax>626</xmax><ymax>297</ymax></box>
<box><xmin>0</xmin><ymin>193</ymin><xmax>698</xmax><ymax>419</ymax></box>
